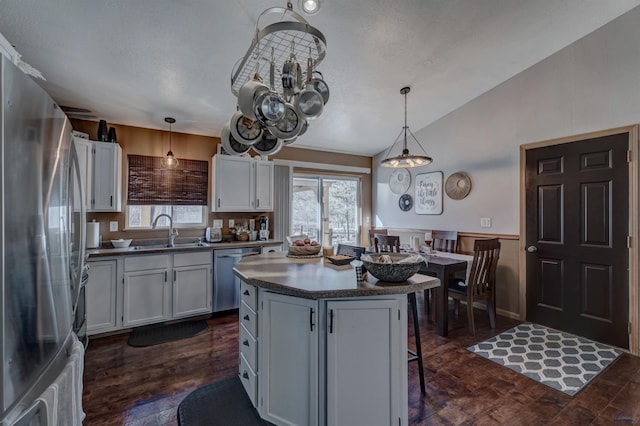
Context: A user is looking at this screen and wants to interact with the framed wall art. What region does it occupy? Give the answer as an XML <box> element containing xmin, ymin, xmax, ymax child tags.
<box><xmin>415</xmin><ymin>171</ymin><xmax>443</xmax><ymax>215</ymax></box>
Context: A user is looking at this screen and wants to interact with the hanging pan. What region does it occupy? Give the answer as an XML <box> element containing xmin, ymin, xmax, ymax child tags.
<box><xmin>229</xmin><ymin>111</ymin><xmax>263</xmax><ymax>146</ymax></box>
<box><xmin>295</xmin><ymin>57</ymin><xmax>324</xmax><ymax>120</ymax></box>
<box><xmin>220</xmin><ymin>122</ymin><xmax>252</xmax><ymax>155</ymax></box>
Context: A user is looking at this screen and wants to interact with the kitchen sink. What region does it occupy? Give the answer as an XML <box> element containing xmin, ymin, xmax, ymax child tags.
<box><xmin>127</xmin><ymin>242</ymin><xmax>209</xmax><ymax>251</ymax></box>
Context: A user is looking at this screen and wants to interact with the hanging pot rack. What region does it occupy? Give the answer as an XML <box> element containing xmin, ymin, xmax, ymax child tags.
<box><xmin>230</xmin><ymin>4</ymin><xmax>327</xmax><ymax>97</ymax></box>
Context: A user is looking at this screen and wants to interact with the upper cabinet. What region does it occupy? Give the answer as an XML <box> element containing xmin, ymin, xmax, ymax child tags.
<box><xmin>211</xmin><ymin>154</ymin><xmax>273</xmax><ymax>212</ymax></box>
<box><xmin>73</xmin><ymin>137</ymin><xmax>122</xmax><ymax>212</ymax></box>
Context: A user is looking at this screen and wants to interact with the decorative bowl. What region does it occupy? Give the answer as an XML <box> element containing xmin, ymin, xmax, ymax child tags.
<box><xmin>326</xmin><ymin>255</ymin><xmax>355</xmax><ymax>266</ymax></box>
<box><xmin>360</xmin><ymin>253</ymin><xmax>424</xmax><ymax>282</ymax></box>
<box><xmin>288</xmin><ymin>244</ymin><xmax>321</xmax><ymax>256</ymax></box>
<box><xmin>111</xmin><ymin>239</ymin><xmax>132</xmax><ymax>248</ymax></box>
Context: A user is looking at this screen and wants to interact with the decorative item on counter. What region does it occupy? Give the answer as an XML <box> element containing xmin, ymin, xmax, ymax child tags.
<box><xmin>110</xmin><ymin>239</ymin><xmax>132</xmax><ymax>248</ymax></box>
<box><xmin>355</xmin><ymin>265</ymin><xmax>364</xmax><ymax>282</ymax></box>
<box><xmin>232</xmin><ymin>223</ymin><xmax>249</xmax><ymax>241</ymax></box>
<box><xmin>97</xmin><ymin>119</ymin><xmax>108</xmax><ymax>142</ymax></box>
<box><xmin>108</xmin><ymin>126</ymin><xmax>117</xmax><ymax>143</ymax></box>
<box><xmin>360</xmin><ymin>253</ymin><xmax>424</xmax><ymax>282</ymax></box>
<box><xmin>86</xmin><ymin>219</ymin><xmax>100</xmax><ymax>248</ymax></box>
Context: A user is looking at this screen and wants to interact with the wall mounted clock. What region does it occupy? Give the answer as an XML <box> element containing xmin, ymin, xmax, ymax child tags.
<box><xmin>389</xmin><ymin>168</ymin><xmax>411</xmax><ymax>194</ymax></box>
<box><xmin>399</xmin><ymin>194</ymin><xmax>413</xmax><ymax>211</ymax></box>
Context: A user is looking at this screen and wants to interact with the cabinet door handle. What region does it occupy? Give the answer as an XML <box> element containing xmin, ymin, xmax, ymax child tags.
<box><xmin>243</xmin><ymin>290</ymin><xmax>250</xmax><ymax>296</ymax></box>
<box><xmin>242</xmin><ymin>371</ymin><xmax>249</xmax><ymax>380</ymax></box>
<box><xmin>173</xmin><ymin>270</ymin><xmax>176</xmax><ymax>281</ymax></box>
<box><xmin>164</xmin><ymin>271</ymin><xmax>167</xmax><ymax>282</ymax></box>
<box><xmin>110</xmin><ymin>195</ymin><xmax>113</xmax><ymax>207</ymax></box>
<box><xmin>256</xmin><ymin>199</ymin><xmax>259</xmax><ymax>208</ymax></box>
<box><xmin>309</xmin><ymin>308</ymin><xmax>315</xmax><ymax>332</ymax></box>
<box><xmin>242</xmin><ymin>339</ymin><xmax>250</xmax><ymax>347</ymax></box>
<box><xmin>217</xmin><ymin>198</ymin><xmax>221</xmax><ymax>208</ymax></box>
<box><xmin>243</xmin><ymin>314</ymin><xmax>250</xmax><ymax>321</ymax></box>
<box><xmin>329</xmin><ymin>309</ymin><xmax>334</xmax><ymax>334</ymax></box>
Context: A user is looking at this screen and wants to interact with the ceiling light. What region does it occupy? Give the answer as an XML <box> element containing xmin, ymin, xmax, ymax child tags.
<box><xmin>299</xmin><ymin>0</ymin><xmax>321</xmax><ymax>15</ymax></box>
<box><xmin>161</xmin><ymin>117</ymin><xmax>179</xmax><ymax>169</ymax></box>
<box><xmin>380</xmin><ymin>87</ymin><xmax>433</xmax><ymax>168</ymax></box>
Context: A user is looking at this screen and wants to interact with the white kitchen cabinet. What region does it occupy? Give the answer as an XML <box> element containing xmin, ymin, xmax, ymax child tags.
<box><xmin>172</xmin><ymin>251</ymin><xmax>212</xmax><ymax>317</ymax></box>
<box><xmin>86</xmin><ymin>260</ymin><xmax>118</xmax><ymax>335</ymax></box>
<box><xmin>72</xmin><ymin>137</ymin><xmax>122</xmax><ymax>212</ymax></box>
<box><xmin>123</xmin><ymin>255</ymin><xmax>171</xmax><ymax>327</ymax></box>
<box><xmin>325</xmin><ymin>299</ymin><xmax>406</xmax><ymax>426</ymax></box>
<box><xmin>211</xmin><ymin>154</ymin><xmax>273</xmax><ymax>212</ymax></box>
<box><xmin>260</xmin><ymin>291</ymin><xmax>319</xmax><ymax>426</ymax></box>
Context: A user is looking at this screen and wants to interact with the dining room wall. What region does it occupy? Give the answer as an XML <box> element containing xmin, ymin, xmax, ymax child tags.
<box><xmin>372</xmin><ymin>5</ymin><xmax>640</xmax><ymax>317</ymax></box>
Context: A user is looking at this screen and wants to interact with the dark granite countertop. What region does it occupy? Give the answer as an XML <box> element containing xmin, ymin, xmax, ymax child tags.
<box><xmin>86</xmin><ymin>239</ymin><xmax>283</xmax><ymax>259</ymax></box>
<box><xmin>233</xmin><ymin>252</ymin><xmax>440</xmax><ymax>299</ymax></box>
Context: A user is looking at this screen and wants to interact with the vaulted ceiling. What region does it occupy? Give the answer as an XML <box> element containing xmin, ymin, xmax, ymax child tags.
<box><xmin>1</xmin><ymin>0</ymin><xmax>638</xmax><ymax>155</ymax></box>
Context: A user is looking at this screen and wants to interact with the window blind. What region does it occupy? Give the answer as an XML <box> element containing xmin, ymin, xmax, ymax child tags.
<box><xmin>127</xmin><ymin>155</ymin><xmax>208</xmax><ymax>206</ymax></box>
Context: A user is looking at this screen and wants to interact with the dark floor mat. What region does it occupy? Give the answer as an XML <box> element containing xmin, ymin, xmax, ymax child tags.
<box><xmin>127</xmin><ymin>320</ymin><xmax>208</xmax><ymax>347</ymax></box>
<box><xmin>177</xmin><ymin>376</ymin><xmax>269</xmax><ymax>426</ymax></box>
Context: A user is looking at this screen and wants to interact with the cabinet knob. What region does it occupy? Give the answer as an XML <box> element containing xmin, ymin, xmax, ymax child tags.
<box><xmin>243</xmin><ymin>314</ymin><xmax>250</xmax><ymax>321</ymax></box>
<box><xmin>242</xmin><ymin>339</ymin><xmax>250</xmax><ymax>346</ymax></box>
<box><xmin>243</xmin><ymin>290</ymin><xmax>250</xmax><ymax>296</ymax></box>
<box><xmin>242</xmin><ymin>371</ymin><xmax>249</xmax><ymax>380</ymax></box>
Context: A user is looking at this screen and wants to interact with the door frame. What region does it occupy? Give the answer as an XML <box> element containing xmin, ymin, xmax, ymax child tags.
<box><xmin>519</xmin><ymin>125</ymin><xmax>639</xmax><ymax>355</ymax></box>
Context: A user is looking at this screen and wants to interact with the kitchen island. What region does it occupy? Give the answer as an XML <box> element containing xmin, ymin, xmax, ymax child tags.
<box><xmin>233</xmin><ymin>252</ymin><xmax>440</xmax><ymax>426</ymax></box>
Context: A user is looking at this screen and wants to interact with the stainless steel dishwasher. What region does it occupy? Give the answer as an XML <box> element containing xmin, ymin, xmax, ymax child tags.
<box><xmin>213</xmin><ymin>247</ymin><xmax>262</xmax><ymax>312</ymax></box>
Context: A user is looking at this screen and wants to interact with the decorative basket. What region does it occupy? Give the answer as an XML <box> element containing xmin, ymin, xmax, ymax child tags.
<box><xmin>236</xmin><ymin>232</ymin><xmax>249</xmax><ymax>241</ymax></box>
<box><xmin>360</xmin><ymin>253</ymin><xmax>424</xmax><ymax>282</ymax></box>
<box><xmin>288</xmin><ymin>244</ymin><xmax>321</xmax><ymax>256</ymax></box>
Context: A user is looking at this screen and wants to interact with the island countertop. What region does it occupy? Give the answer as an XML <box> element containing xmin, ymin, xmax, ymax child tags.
<box><xmin>233</xmin><ymin>251</ymin><xmax>440</xmax><ymax>299</ymax></box>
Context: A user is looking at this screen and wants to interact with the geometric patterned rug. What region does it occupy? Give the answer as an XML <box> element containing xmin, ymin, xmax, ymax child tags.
<box><xmin>468</xmin><ymin>323</ymin><xmax>621</xmax><ymax>396</ymax></box>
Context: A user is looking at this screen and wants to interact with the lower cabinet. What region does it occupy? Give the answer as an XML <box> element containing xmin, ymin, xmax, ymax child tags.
<box><xmin>242</xmin><ymin>285</ymin><xmax>407</xmax><ymax>426</ymax></box>
<box><xmin>173</xmin><ymin>251</ymin><xmax>212</xmax><ymax>317</ymax></box>
<box><xmin>123</xmin><ymin>255</ymin><xmax>171</xmax><ymax>327</ymax></box>
<box><xmin>86</xmin><ymin>260</ymin><xmax>118</xmax><ymax>335</ymax></box>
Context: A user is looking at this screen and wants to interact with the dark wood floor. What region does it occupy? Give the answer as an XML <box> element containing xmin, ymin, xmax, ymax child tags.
<box><xmin>83</xmin><ymin>297</ymin><xmax>640</xmax><ymax>425</ymax></box>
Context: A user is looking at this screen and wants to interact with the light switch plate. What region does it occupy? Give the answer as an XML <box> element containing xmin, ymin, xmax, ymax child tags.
<box><xmin>109</xmin><ymin>221</ymin><xmax>118</xmax><ymax>232</ymax></box>
<box><xmin>213</xmin><ymin>219</ymin><xmax>223</xmax><ymax>228</ymax></box>
<box><xmin>228</xmin><ymin>219</ymin><xmax>235</xmax><ymax>229</ymax></box>
<box><xmin>480</xmin><ymin>217</ymin><xmax>492</xmax><ymax>228</ymax></box>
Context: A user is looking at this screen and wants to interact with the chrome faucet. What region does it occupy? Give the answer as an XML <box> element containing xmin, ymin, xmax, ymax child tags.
<box><xmin>152</xmin><ymin>214</ymin><xmax>178</xmax><ymax>247</ymax></box>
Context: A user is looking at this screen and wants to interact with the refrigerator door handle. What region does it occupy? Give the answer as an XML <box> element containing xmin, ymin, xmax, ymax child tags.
<box><xmin>70</xmin><ymin>140</ymin><xmax>86</xmax><ymax>286</ymax></box>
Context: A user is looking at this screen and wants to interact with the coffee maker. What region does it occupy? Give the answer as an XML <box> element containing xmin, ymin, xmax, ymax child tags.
<box><xmin>258</xmin><ymin>215</ymin><xmax>269</xmax><ymax>240</ymax></box>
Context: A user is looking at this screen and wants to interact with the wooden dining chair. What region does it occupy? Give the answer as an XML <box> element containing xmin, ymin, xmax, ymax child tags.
<box><xmin>368</xmin><ymin>228</ymin><xmax>388</xmax><ymax>248</ymax></box>
<box><xmin>448</xmin><ymin>238</ymin><xmax>500</xmax><ymax>336</ymax></box>
<box><xmin>374</xmin><ymin>234</ymin><xmax>400</xmax><ymax>253</ymax></box>
<box><xmin>431</xmin><ymin>230</ymin><xmax>459</xmax><ymax>253</ymax></box>
<box><xmin>336</xmin><ymin>243</ymin><xmax>366</xmax><ymax>260</ymax></box>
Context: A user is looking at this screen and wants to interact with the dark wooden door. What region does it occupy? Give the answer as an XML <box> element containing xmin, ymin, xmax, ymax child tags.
<box><xmin>525</xmin><ymin>132</ymin><xmax>629</xmax><ymax>349</ymax></box>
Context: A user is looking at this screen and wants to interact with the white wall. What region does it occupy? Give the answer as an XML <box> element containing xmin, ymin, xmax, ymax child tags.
<box><xmin>373</xmin><ymin>6</ymin><xmax>640</xmax><ymax>234</ymax></box>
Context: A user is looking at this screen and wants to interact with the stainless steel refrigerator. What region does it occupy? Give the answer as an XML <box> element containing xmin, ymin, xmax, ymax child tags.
<box><xmin>0</xmin><ymin>56</ymin><xmax>86</xmax><ymax>425</ymax></box>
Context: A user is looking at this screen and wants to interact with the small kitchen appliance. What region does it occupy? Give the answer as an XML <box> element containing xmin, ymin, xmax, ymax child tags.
<box><xmin>206</xmin><ymin>227</ymin><xmax>222</xmax><ymax>243</ymax></box>
<box><xmin>258</xmin><ymin>215</ymin><xmax>269</xmax><ymax>240</ymax></box>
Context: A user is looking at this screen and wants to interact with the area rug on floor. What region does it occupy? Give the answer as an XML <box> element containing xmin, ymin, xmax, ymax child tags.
<box><xmin>468</xmin><ymin>323</ymin><xmax>621</xmax><ymax>396</ymax></box>
<box><xmin>127</xmin><ymin>320</ymin><xmax>208</xmax><ymax>347</ymax></box>
<box><xmin>177</xmin><ymin>376</ymin><xmax>268</xmax><ymax>426</ymax></box>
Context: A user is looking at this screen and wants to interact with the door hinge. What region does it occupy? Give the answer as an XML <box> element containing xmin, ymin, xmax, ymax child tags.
<box><xmin>627</xmin><ymin>150</ymin><xmax>632</xmax><ymax>162</ymax></box>
<box><xmin>627</xmin><ymin>236</ymin><xmax>632</xmax><ymax>249</ymax></box>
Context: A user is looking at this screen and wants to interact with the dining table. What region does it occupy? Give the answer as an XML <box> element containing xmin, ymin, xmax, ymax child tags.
<box><xmin>417</xmin><ymin>251</ymin><xmax>474</xmax><ymax>337</ymax></box>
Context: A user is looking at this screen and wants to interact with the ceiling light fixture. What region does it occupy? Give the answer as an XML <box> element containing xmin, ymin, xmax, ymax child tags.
<box><xmin>299</xmin><ymin>0</ymin><xmax>321</xmax><ymax>15</ymax></box>
<box><xmin>161</xmin><ymin>117</ymin><xmax>179</xmax><ymax>169</ymax></box>
<box><xmin>380</xmin><ymin>87</ymin><xmax>433</xmax><ymax>168</ymax></box>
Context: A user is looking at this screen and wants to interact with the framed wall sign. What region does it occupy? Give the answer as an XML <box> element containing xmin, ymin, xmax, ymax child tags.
<box><xmin>415</xmin><ymin>171</ymin><xmax>443</xmax><ymax>215</ymax></box>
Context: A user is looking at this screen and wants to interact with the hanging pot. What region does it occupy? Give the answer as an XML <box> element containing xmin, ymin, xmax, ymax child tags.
<box><xmin>254</xmin><ymin>60</ymin><xmax>285</xmax><ymax>126</ymax></box>
<box><xmin>295</xmin><ymin>57</ymin><xmax>324</xmax><ymax>120</ymax></box>
<box><xmin>238</xmin><ymin>76</ymin><xmax>268</xmax><ymax>120</ymax></box>
<box><xmin>221</xmin><ymin>122</ymin><xmax>252</xmax><ymax>155</ymax></box>
<box><xmin>311</xmin><ymin>71</ymin><xmax>330</xmax><ymax>105</ymax></box>
<box><xmin>252</xmin><ymin>131</ymin><xmax>284</xmax><ymax>157</ymax></box>
<box><xmin>282</xmin><ymin>55</ymin><xmax>302</xmax><ymax>98</ymax></box>
<box><xmin>229</xmin><ymin>111</ymin><xmax>263</xmax><ymax>146</ymax></box>
<box><xmin>267</xmin><ymin>103</ymin><xmax>304</xmax><ymax>140</ymax></box>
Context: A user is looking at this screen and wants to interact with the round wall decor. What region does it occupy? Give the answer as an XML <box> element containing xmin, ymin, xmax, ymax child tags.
<box><xmin>399</xmin><ymin>194</ymin><xmax>413</xmax><ymax>211</ymax></box>
<box><xmin>445</xmin><ymin>172</ymin><xmax>472</xmax><ymax>200</ymax></box>
<box><xmin>389</xmin><ymin>169</ymin><xmax>411</xmax><ymax>194</ymax></box>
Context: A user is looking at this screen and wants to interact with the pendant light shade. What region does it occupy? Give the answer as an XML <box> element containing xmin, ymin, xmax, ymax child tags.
<box><xmin>380</xmin><ymin>87</ymin><xmax>433</xmax><ymax>168</ymax></box>
<box><xmin>161</xmin><ymin>117</ymin><xmax>179</xmax><ymax>169</ymax></box>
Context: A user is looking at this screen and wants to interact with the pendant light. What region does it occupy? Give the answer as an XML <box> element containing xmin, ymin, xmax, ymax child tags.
<box><xmin>161</xmin><ymin>117</ymin><xmax>179</xmax><ymax>169</ymax></box>
<box><xmin>380</xmin><ymin>87</ymin><xmax>433</xmax><ymax>168</ymax></box>
<box><xmin>299</xmin><ymin>0</ymin><xmax>321</xmax><ymax>15</ymax></box>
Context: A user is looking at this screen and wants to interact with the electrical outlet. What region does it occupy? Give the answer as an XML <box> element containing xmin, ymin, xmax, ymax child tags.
<box><xmin>109</xmin><ymin>221</ymin><xmax>118</xmax><ymax>232</ymax></box>
<box><xmin>228</xmin><ymin>219</ymin><xmax>235</xmax><ymax>229</ymax></box>
<box><xmin>213</xmin><ymin>219</ymin><xmax>223</xmax><ymax>228</ymax></box>
<box><xmin>480</xmin><ymin>217</ymin><xmax>492</xmax><ymax>228</ymax></box>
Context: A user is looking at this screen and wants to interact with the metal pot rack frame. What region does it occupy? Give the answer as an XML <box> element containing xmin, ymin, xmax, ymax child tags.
<box><xmin>230</xmin><ymin>5</ymin><xmax>327</xmax><ymax>97</ymax></box>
